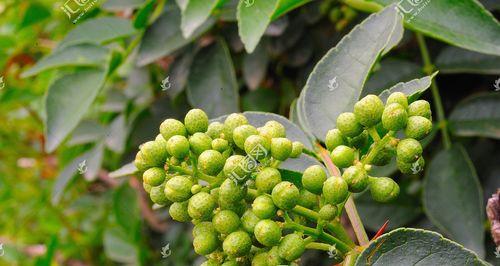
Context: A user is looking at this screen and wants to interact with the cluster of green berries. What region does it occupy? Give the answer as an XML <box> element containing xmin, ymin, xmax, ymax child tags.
<box><xmin>323</xmin><ymin>92</ymin><xmax>432</xmax><ymax>203</ymax></box>
<box><xmin>135</xmin><ymin>109</ymin><xmax>309</xmax><ymax>265</ymax></box>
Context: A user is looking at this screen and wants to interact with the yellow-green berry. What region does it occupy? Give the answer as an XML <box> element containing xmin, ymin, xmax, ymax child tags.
<box><xmin>185</xmin><ymin>109</ymin><xmax>209</xmax><ymax>134</ymax></box>
<box><xmin>140</xmin><ymin>140</ymin><xmax>168</xmax><ymax>167</ymax></box>
<box><xmin>244</xmin><ymin>135</ymin><xmax>271</xmax><ymax>160</ymax></box>
<box><xmin>223</xmin><ymin>155</ymin><xmax>251</xmax><ymax>183</ymax></box>
<box><xmin>233</xmin><ymin>124</ymin><xmax>259</xmax><ymax>150</ymax></box>
<box><xmin>198</xmin><ymin>150</ymin><xmax>224</xmax><ymax>176</ymax></box>
<box><xmin>354</xmin><ymin>94</ymin><xmax>384</xmax><ymax>127</ymax></box>
<box><xmin>219</xmin><ymin>178</ymin><xmax>247</xmax><ymax>204</ymax></box>
<box><xmin>271</xmin><ymin>138</ymin><xmax>293</xmax><ymax>161</ymax></box>
<box><xmin>290</xmin><ymin>141</ymin><xmax>304</xmax><ymax>158</ymax></box>
<box><xmin>325</xmin><ymin>129</ymin><xmax>345</xmax><ymax>151</ymax></box>
<box><xmin>278</xmin><ymin>233</ymin><xmax>305</xmax><ymax>261</ymax></box>
<box><xmin>369</xmin><ymin>177</ymin><xmax>400</xmax><ymax>202</ymax></box>
<box><xmin>212</xmin><ymin>138</ymin><xmax>229</xmax><ymax>152</ymax></box>
<box><xmin>188</xmin><ymin>192</ymin><xmax>216</xmax><ymax>220</ymax></box>
<box><xmin>330</xmin><ymin>145</ymin><xmax>355</xmax><ymax>168</ymax></box>
<box><xmin>255</xmin><ymin>167</ymin><xmax>282</xmax><ymax>194</ymax></box>
<box><xmin>302</xmin><ymin>165</ymin><xmax>327</xmax><ymax>195</ymax></box>
<box><xmin>319</xmin><ymin>204</ymin><xmax>338</xmax><ymax>221</ymax></box>
<box><xmin>252</xmin><ymin>195</ymin><xmax>277</xmax><ymax>219</ymax></box>
<box><xmin>224</xmin><ymin>113</ymin><xmax>249</xmax><ymax>143</ymax></box>
<box><xmin>342</xmin><ymin>165</ymin><xmax>369</xmax><ymax>193</ymax></box>
<box><xmin>405</xmin><ymin>116</ymin><xmax>432</xmax><ymax>140</ymax></box>
<box><xmin>164</xmin><ymin>176</ymin><xmax>193</xmax><ymax>202</ymax></box>
<box><xmin>382</xmin><ymin>103</ymin><xmax>408</xmax><ymax>131</ymax></box>
<box><xmin>207</xmin><ymin>122</ymin><xmax>226</xmax><ymax>139</ymax></box>
<box><xmin>322</xmin><ymin>176</ymin><xmax>348</xmax><ymax>204</ymax></box>
<box><xmin>259</xmin><ymin>120</ymin><xmax>286</xmax><ymax>139</ymax></box>
<box><xmin>396</xmin><ymin>138</ymin><xmax>422</xmax><ymax>163</ymax></box>
<box><xmin>386</xmin><ymin>92</ymin><xmax>408</xmax><ymax>108</ymax></box>
<box><xmin>213</xmin><ymin>210</ymin><xmax>241</xmax><ymax>234</ymax></box>
<box><xmin>189</xmin><ymin>132</ymin><xmax>212</xmax><ymax>155</ymax></box>
<box><xmin>167</xmin><ymin>135</ymin><xmax>190</xmax><ymax>159</ymax></box>
<box><xmin>271</xmin><ymin>181</ymin><xmax>300</xmax><ymax>210</ymax></box>
<box><xmin>337</xmin><ymin>112</ymin><xmax>363</xmax><ymax>137</ymax></box>
<box><xmin>169</xmin><ymin>201</ymin><xmax>190</xmax><ymax>222</ymax></box>
<box><xmin>252</xmin><ymin>252</ymin><xmax>268</xmax><ymax>266</ymax></box>
<box><xmin>193</xmin><ymin>222</ymin><xmax>216</xmax><ymax>238</ymax></box>
<box><xmin>408</xmin><ymin>100</ymin><xmax>432</xmax><ymax>119</ymax></box>
<box><xmin>223</xmin><ymin>231</ymin><xmax>252</xmax><ymax>257</ymax></box>
<box><xmin>241</xmin><ymin>210</ymin><xmax>261</xmax><ymax>234</ymax></box>
<box><xmin>254</xmin><ymin>220</ymin><xmax>282</xmax><ymax>247</ymax></box>
<box><xmin>349</xmin><ymin>130</ymin><xmax>368</xmax><ymax>150</ymax></box>
<box><xmin>160</xmin><ymin>118</ymin><xmax>187</xmax><ymax>140</ymax></box>
<box><xmin>150</xmin><ymin>183</ymin><xmax>171</xmax><ymax>205</ymax></box>
<box><xmin>298</xmin><ymin>189</ymin><xmax>317</xmax><ymax>209</ymax></box>
<box><xmin>371</xmin><ymin>138</ymin><xmax>397</xmax><ymax>166</ymax></box>
<box><xmin>268</xmin><ymin>246</ymin><xmax>285</xmax><ymax>265</ymax></box>
<box><xmin>193</xmin><ymin>232</ymin><xmax>219</xmax><ymax>255</ymax></box>
<box><xmin>143</xmin><ymin>182</ymin><xmax>152</xmax><ymax>193</ymax></box>
<box><xmin>143</xmin><ymin>167</ymin><xmax>166</xmax><ymax>186</ymax></box>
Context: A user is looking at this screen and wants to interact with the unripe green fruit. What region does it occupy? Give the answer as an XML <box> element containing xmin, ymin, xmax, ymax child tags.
<box><xmin>212</xmin><ymin>138</ymin><xmax>229</xmax><ymax>152</ymax></box>
<box><xmin>371</xmin><ymin>138</ymin><xmax>397</xmax><ymax>166</ymax></box>
<box><xmin>342</xmin><ymin>166</ymin><xmax>369</xmax><ymax>193</ymax></box>
<box><xmin>396</xmin><ymin>138</ymin><xmax>422</xmax><ymax>163</ymax></box>
<box><xmin>191</xmin><ymin>184</ymin><xmax>202</xmax><ymax>194</ymax></box>
<box><xmin>220</xmin><ymin>199</ymin><xmax>247</xmax><ymax>217</ymax></box>
<box><xmin>207</xmin><ymin>122</ymin><xmax>226</xmax><ymax>139</ymax></box>
<box><xmin>259</xmin><ymin>121</ymin><xmax>286</xmax><ymax>139</ymax></box>
<box><xmin>323</xmin><ymin>176</ymin><xmax>349</xmax><ymax>204</ymax></box>
<box><xmin>290</xmin><ymin>141</ymin><xmax>304</xmax><ymax>158</ymax></box>
<box><xmin>254</xmin><ymin>220</ymin><xmax>282</xmax><ymax>247</ymax></box>
<box><xmin>223</xmin><ymin>231</ymin><xmax>252</xmax><ymax>257</ymax></box>
<box><xmin>349</xmin><ymin>130</ymin><xmax>368</xmax><ymax>150</ymax></box>
<box><xmin>169</xmin><ymin>201</ymin><xmax>190</xmax><ymax>222</ymax></box>
<box><xmin>155</xmin><ymin>134</ymin><xmax>168</xmax><ymax>147</ymax></box>
<box><xmin>164</xmin><ymin>176</ymin><xmax>193</xmax><ymax>202</ymax></box>
<box><xmin>198</xmin><ymin>150</ymin><xmax>224</xmax><ymax>176</ymax></box>
<box><xmin>134</xmin><ymin>151</ymin><xmax>153</xmax><ymax>171</ymax></box>
<box><xmin>382</xmin><ymin>103</ymin><xmax>408</xmax><ymax>131</ymax></box>
<box><xmin>150</xmin><ymin>183</ymin><xmax>171</xmax><ymax>205</ymax></box>
<box><xmin>337</xmin><ymin>112</ymin><xmax>363</xmax><ymax>137</ymax></box>
<box><xmin>302</xmin><ymin>165</ymin><xmax>327</xmax><ymax>195</ymax></box>
<box><xmin>268</xmin><ymin>246</ymin><xmax>285</xmax><ymax>265</ymax></box>
<box><xmin>213</xmin><ymin>210</ymin><xmax>241</xmax><ymax>234</ymax></box>
<box><xmin>185</xmin><ymin>109</ymin><xmax>209</xmax><ymax>135</ymax></box>
<box><xmin>167</xmin><ymin>135</ymin><xmax>190</xmax><ymax>159</ymax></box>
<box><xmin>408</xmin><ymin>100</ymin><xmax>432</xmax><ymax>119</ymax></box>
<box><xmin>233</xmin><ymin>124</ymin><xmax>259</xmax><ymax>150</ymax></box>
<box><xmin>143</xmin><ymin>167</ymin><xmax>166</xmax><ymax>186</ymax></box>
<box><xmin>193</xmin><ymin>221</ymin><xmax>216</xmax><ymax>237</ymax></box>
<box><xmin>330</xmin><ymin>145</ymin><xmax>355</xmax><ymax>168</ymax></box>
<box><xmin>143</xmin><ymin>182</ymin><xmax>152</xmax><ymax>193</ymax></box>
<box><xmin>386</xmin><ymin>92</ymin><xmax>408</xmax><ymax>108</ymax></box>
<box><xmin>140</xmin><ymin>140</ymin><xmax>168</xmax><ymax>167</ymax></box>
<box><xmin>405</xmin><ymin>116</ymin><xmax>432</xmax><ymax>140</ymax></box>
<box><xmin>224</xmin><ymin>113</ymin><xmax>249</xmax><ymax>143</ymax></box>
<box><xmin>223</xmin><ymin>155</ymin><xmax>250</xmax><ymax>182</ymax></box>
<box><xmin>255</xmin><ymin>167</ymin><xmax>282</xmax><ymax>194</ymax></box>
<box><xmin>278</xmin><ymin>233</ymin><xmax>305</xmax><ymax>261</ymax></box>
<box><xmin>241</xmin><ymin>210</ymin><xmax>260</xmax><ymax>233</ymax></box>
<box><xmin>188</xmin><ymin>192</ymin><xmax>216</xmax><ymax>220</ymax></box>
<box><xmin>271</xmin><ymin>138</ymin><xmax>293</xmax><ymax>161</ymax></box>
<box><xmin>252</xmin><ymin>252</ymin><xmax>268</xmax><ymax>266</ymax></box>
<box><xmin>298</xmin><ymin>189</ymin><xmax>318</xmax><ymax>209</ymax></box>
<box><xmin>319</xmin><ymin>204</ymin><xmax>338</xmax><ymax>221</ymax></box>
<box><xmin>244</xmin><ymin>135</ymin><xmax>271</xmax><ymax>161</ymax></box>
<box><xmin>354</xmin><ymin>94</ymin><xmax>384</xmax><ymax>127</ymax></box>
<box><xmin>160</xmin><ymin>118</ymin><xmax>187</xmax><ymax>141</ymax></box>
<box><xmin>201</xmin><ymin>260</ymin><xmax>220</xmax><ymax>266</ymax></box>
<box><xmin>219</xmin><ymin>178</ymin><xmax>247</xmax><ymax>204</ymax></box>
<box><xmin>222</xmin><ymin>261</ymin><xmax>238</xmax><ymax>266</ymax></box>
<box><xmin>325</xmin><ymin>129</ymin><xmax>345</xmax><ymax>151</ymax></box>
<box><xmin>271</xmin><ymin>181</ymin><xmax>300</xmax><ymax>210</ymax></box>
<box><xmin>369</xmin><ymin>177</ymin><xmax>400</xmax><ymax>202</ymax></box>
<box><xmin>189</xmin><ymin>133</ymin><xmax>212</xmax><ymax>155</ymax></box>
<box><xmin>398</xmin><ymin>156</ymin><xmax>425</xmax><ymax>174</ymax></box>
<box><xmin>252</xmin><ymin>195</ymin><xmax>277</xmax><ymax>219</ymax></box>
<box><xmin>193</xmin><ymin>232</ymin><xmax>219</xmax><ymax>255</ymax></box>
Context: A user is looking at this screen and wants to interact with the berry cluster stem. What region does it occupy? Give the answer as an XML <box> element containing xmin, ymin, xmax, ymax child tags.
<box><xmin>361</xmin><ymin>131</ymin><xmax>395</xmax><ymax>165</ymax></box>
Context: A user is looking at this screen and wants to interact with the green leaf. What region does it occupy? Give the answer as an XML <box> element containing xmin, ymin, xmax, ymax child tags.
<box><xmin>449</xmin><ymin>93</ymin><xmax>500</xmax><ymax>139</ymax></box>
<box><xmin>103</xmin><ymin>225</ymin><xmax>139</xmax><ymax>264</ymax></box>
<box><xmin>242</xmin><ymin>89</ymin><xmax>279</xmax><ymax>112</ymax></box>
<box><xmin>83</xmin><ymin>142</ymin><xmax>105</xmax><ymax>181</ymax></box>
<box><xmin>436</xmin><ymin>46</ymin><xmax>500</xmax><ymax>74</ymax></box>
<box><xmin>166</xmin><ymin>45</ymin><xmax>196</xmax><ymax>99</ymax></box>
<box><xmin>113</xmin><ymin>184</ymin><xmax>140</xmax><ymax>233</ymax></box>
<box><xmin>355</xmin><ymin>228</ymin><xmax>487</xmax><ymax>265</ymax></box>
<box><xmin>302</xmin><ymin>6</ymin><xmax>403</xmax><ymax>141</ymax></box>
<box><xmin>279</xmin><ymin>154</ymin><xmax>324</xmax><ymax>187</ymax></box>
<box><xmin>181</xmin><ymin>0</ymin><xmax>224</xmax><ymax>37</ymax></box>
<box><xmin>67</xmin><ymin>120</ymin><xmax>107</xmax><ymax>146</ymax></box>
<box><xmin>133</xmin><ymin>0</ymin><xmax>155</xmax><ymax>29</ymax></box>
<box><xmin>378</xmin><ymin>72</ymin><xmax>438</xmax><ymax>103</ymax></box>
<box><xmin>110</xmin><ymin>162</ymin><xmax>139</xmax><ymax>178</ymax></box>
<box><xmin>45</xmin><ymin>68</ymin><xmax>107</xmax><ymax>152</ymax></box>
<box><xmin>19</xmin><ymin>2</ymin><xmax>51</xmax><ymax>29</ymax></box>
<box><xmin>362</xmin><ymin>58</ymin><xmax>421</xmax><ymax>97</ymax></box>
<box><xmin>137</xmin><ymin>4</ymin><xmax>215</xmax><ymax>66</ymax></box>
<box><xmin>102</xmin><ymin>0</ymin><xmax>145</xmax><ymax>11</ymax></box>
<box><xmin>423</xmin><ymin>145</ymin><xmax>484</xmax><ymax>257</ymax></box>
<box><xmin>22</xmin><ymin>44</ymin><xmax>109</xmax><ymax>78</ymax></box>
<box><xmin>186</xmin><ymin>40</ymin><xmax>239</xmax><ymax>117</ymax></box>
<box><xmin>237</xmin><ymin>0</ymin><xmax>310</xmax><ymax>52</ymax></box>
<box><xmin>58</xmin><ymin>17</ymin><xmax>136</xmax><ymax>49</ymax></box>
<box><xmin>373</xmin><ymin>0</ymin><xmax>500</xmax><ymax>56</ymax></box>
<box><xmin>105</xmin><ymin>115</ymin><xmax>128</xmax><ymax>153</ymax></box>
<box><xmin>242</xmin><ymin>40</ymin><xmax>269</xmax><ymax>90</ymax></box>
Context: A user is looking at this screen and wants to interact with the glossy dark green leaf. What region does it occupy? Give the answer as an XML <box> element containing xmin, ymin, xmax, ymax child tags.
<box><xmin>302</xmin><ymin>6</ymin><xmax>403</xmax><ymax>141</ymax></box>
<box><xmin>449</xmin><ymin>93</ymin><xmax>500</xmax><ymax>139</ymax></box>
<box><xmin>186</xmin><ymin>40</ymin><xmax>239</xmax><ymax>117</ymax></box>
<box><xmin>133</xmin><ymin>0</ymin><xmax>155</xmax><ymax>29</ymax></box>
<box><xmin>45</xmin><ymin>68</ymin><xmax>107</xmax><ymax>152</ymax></box>
<box><xmin>423</xmin><ymin>145</ymin><xmax>484</xmax><ymax>257</ymax></box>
<box><xmin>241</xmin><ymin>89</ymin><xmax>279</xmax><ymax>112</ymax></box>
<box><xmin>113</xmin><ymin>183</ymin><xmax>140</xmax><ymax>233</ymax></box>
<box><xmin>363</xmin><ymin>58</ymin><xmax>421</xmax><ymax>97</ymax></box>
<box><xmin>436</xmin><ymin>46</ymin><xmax>500</xmax><ymax>74</ymax></box>
<box><xmin>58</xmin><ymin>17</ymin><xmax>136</xmax><ymax>49</ymax></box>
<box><xmin>378</xmin><ymin>72</ymin><xmax>438</xmax><ymax>103</ymax></box>
<box><xmin>181</xmin><ymin>0</ymin><xmax>224</xmax><ymax>37</ymax></box>
<box><xmin>356</xmin><ymin>228</ymin><xmax>487</xmax><ymax>265</ymax></box>
<box><xmin>110</xmin><ymin>162</ymin><xmax>139</xmax><ymax>178</ymax></box>
<box><xmin>137</xmin><ymin>5</ymin><xmax>214</xmax><ymax>66</ymax></box>
<box><xmin>22</xmin><ymin>44</ymin><xmax>109</xmax><ymax>78</ymax></box>
<box><xmin>373</xmin><ymin>0</ymin><xmax>500</xmax><ymax>56</ymax></box>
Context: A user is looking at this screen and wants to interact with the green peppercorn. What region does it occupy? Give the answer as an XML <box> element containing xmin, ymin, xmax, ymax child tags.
<box><xmin>233</xmin><ymin>124</ymin><xmax>259</xmax><ymax>150</ymax></box>
<box><xmin>143</xmin><ymin>182</ymin><xmax>152</xmax><ymax>193</ymax></box>
<box><xmin>330</xmin><ymin>145</ymin><xmax>355</xmax><ymax>168</ymax></box>
<box><xmin>259</xmin><ymin>120</ymin><xmax>286</xmax><ymax>139</ymax></box>
<box><xmin>191</xmin><ymin>184</ymin><xmax>202</xmax><ymax>194</ymax></box>
<box><xmin>349</xmin><ymin>130</ymin><xmax>369</xmax><ymax>150</ymax></box>
<box><xmin>207</xmin><ymin>122</ymin><xmax>226</xmax><ymax>139</ymax></box>
<box><xmin>271</xmin><ymin>181</ymin><xmax>300</xmax><ymax>210</ymax></box>
<box><xmin>198</xmin><ymin>150</ymin><xmax>224</xmax><ymax>176</ymax></box>
<box><xmin>382</xmin><ymin>103</ymin><xmax>408</xmax><ymax>131</ymax></box>
<box><xmin>290</xmin><ymin>141</ymin><xmax>304</xmax><ymax>158</ymax></box>
<box><xmin>354</xmin><ymin>94</ymin><xmax>384</xmax><ymax>127</ymax></box>
<box><xmin>252</xmin><ymin>195</ymin><xmax>277</xmax><ymax>219</ymax></box>
<box><xmin>244</xmin><ymin>135</ymin><xmax>271</xmax><ymax>160</ymax></box>
<box><xmin>319</xmin><ymin>204</ymin><xmax>338</xmax><ymax>221</ymax></box>
<box><xmin>220</xmin><ymin>199</ymin><xmax>247</xmax><ymax>217</ymax></box>
<box><xmin>213</xmin><ymin>210</ymin><xmax>241</xmax><ymax>234</ymax></box>
<box><xmin>268</xmin><ymin>246</ymin><xmax>285</xmax><ymax>265</ymax></box>
<box><xmin>164</xmin><ymin>175</ymin><xmax>193</xmax><ymax>202</ymax></box>
<box><xmin>219</xmin><ymin>178</ymin><xmax>247</xmax><ymax>204</ymax></box>
<box><xmin>143</xmin><ymin>167</ymin><xmax>166</xmax><ymax>186</ymax></box>
<box><xmin>336</xmin><ymin>112</ymin><xmax>363</xmax><ymax>137</ymax></box>
<box><xmin>369</xmin><ymin>177</ymin><xmax>400</xmax><ymax>202</ymax></box>
<box><xmin>222</xmin><ymin>260</ymin><xmax>238</xmax><ymax>266</ymax></box>
<box><xmin>342</xmin><ymin>165</ymin><xmax>369</xmax><ymax>193</ymax></box>
<box><xmin>200</xmin><ymin>260</ymin><xmax>220</xmax><ymax>266</ymax></box>
<box><xmin>189</xmin><ymin>132</ymin><xmax>212</xmax><ymax>155</ymax></box>
<box><xmin>193</xmin><ymin>221</ymin><xmax>216</xmax><ymax>237</ymax></box>
<box><xmin>371</xmin><ymin>138</ymin><xmax>397</xmax><ymax>166</ymax></box>
<box><xmin>398</xmin><ymin>156</ymin><xmax>425</xmax><ymax>175</ymax></box>
<box><xmin>405</xmin><ymin>116</ymin><xmax>432</xmax><ymax>140</ymax></box>
<box><xmin>325</xmin><ymin>129</ymin><xmax>345</xmax><ymax>151</ymax></box>
<box><xmin>270</xmin><ymin>137</ymin><xmax>293</xmax><ymax>161</ymax></box>
<box><xmin>212</xmin><ymin>138</ymin><xmax>229</xmax><ymax>152</ymax></box>
<box><xmin>322</xmin><ymin>176</ymin><xmax>348</xmax><ymax>204</ymax></box>
<box><xmin>255</xmin><ymin>167</ymin><xmax>282</xmax><ymax>194</ymax></box>
<box><xmin>396</xmin><ymin>138</ymin><xmax>422</xmax><ymax>163</ymax></box>
<box><xmin>254</xmin><ymin>220</ymin><xmax>282</xmax><ymax>247</ymax></box>
<box><xmin>241</xmin><ymin>210</ymin><xmax>261</xmax><ymax>234</ymax></box>
<box><xmin>169</xmin><ymin>201</ymin><xmax>190</xmax><ymax>222</ymax></box>
<box><xmin>140</xmin><ymin>140</ymin><xmax>168</xmax><ymax>167</ymax></box>
<box><xmin>302</xmin><ymin>165</ymin><xmax>327</xmax><ymax>195</ymax></box>
<box><xmin>193</xmin><ymin>232</ymin><xmax>219</xmax><ymax>255</ymax></box>
<box><xmin>223</xmin><ymin>155</ymin><xmax>251</xmax><ymax>182</ymax></box>
<box><xmin>224</xmin><ymin>113</ymin><xmax>249</xmax><ymax>143</ymax></box>
<box><xmin>386</xmin><ymin>92</ymin><xmax>408</xmax><ymax>108</ymax></box>
<box><xmin>298</xmin><ymin>189</ymin><xmax>318</xmax><ymax>209</ymax></box>
<box><xmin>167</xmin><ymin>135</ymin><xmax>190</xmax><ymax>159</ymax></box>
<box><xmin>252</xmin><ymin>252</ymin><xmax>268</xmax><ymax>266</ymax></box>
<box><xmin>160</xmin><ymin>118</ymin><xmax>187</xmax><ymax>141</ymax></box>
<box><xmin>188</xmin><ymin>192</ymin><xmax>216</xmax><ymax>220</ymax></box>
<box><xmin>134</xmin><ymin>151</ymin><xmax>152</xmax><ymax>172</ymax></box>
<box><xmin>278</xmin><ymin>233</ymin><xmax>305</xmax><ymax>261</ymax></box>
<box><xmin>185</xmin><ymin>109</ymin><xmax>209</xmax><ymax>135</ymax></box>
<box><xmin>408</xmin><ymin>100</ymin><xmax>432</xmax><ymax>119</ymax></box>
<box><xmin>223</xmin><ymin>231</ymin><xmax>252</xmax><ymax>257</ymax></box>
<box><xmin>150</xmin><ymin>183</ymin><xmax>172</xmax><ymax>206</ymax></box>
